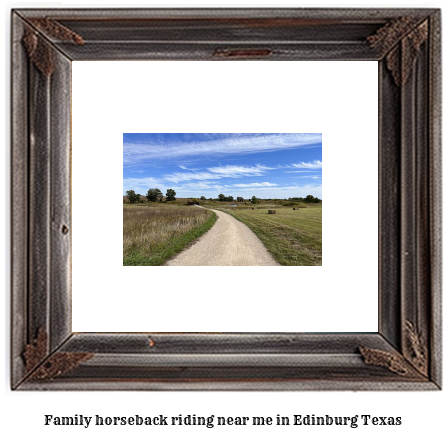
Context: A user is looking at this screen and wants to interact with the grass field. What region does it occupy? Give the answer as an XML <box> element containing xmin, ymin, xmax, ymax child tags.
<box><xmin>212</xmin><ymin>203</ymin><xmax>322</xmax><ymax>266</ymax></box>
<box><xmin>123</xmin><ymin>204</ymin><xmax>217</xmax><ymax>266</ymax></box>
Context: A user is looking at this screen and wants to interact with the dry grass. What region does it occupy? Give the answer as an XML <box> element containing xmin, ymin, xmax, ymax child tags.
<box><xmin>215</xmin><ymin>203</ymin><xmax>322</xmax><ymax>266</ymax></box>
<box><xmin>123</xmin><ymin>205</ymin><xmax>216</xmax><ymax>265</ymax></box>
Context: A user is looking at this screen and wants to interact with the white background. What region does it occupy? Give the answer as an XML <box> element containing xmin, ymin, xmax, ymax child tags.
<box><xmin>72</xmin><ymin>60</ymin><xmax>378</xmax><ymax>333</ymax></box>
<box><xmin>2</xmin><ymin>1</ymin><xmax>445</xmax><ymax>438</ymax></box>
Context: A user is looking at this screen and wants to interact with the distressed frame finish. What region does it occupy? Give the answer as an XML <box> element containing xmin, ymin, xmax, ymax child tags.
<box><xmin>11</xmin><ymin>8</ymin><xmax>441</xmax><ymax>390</ymax></box>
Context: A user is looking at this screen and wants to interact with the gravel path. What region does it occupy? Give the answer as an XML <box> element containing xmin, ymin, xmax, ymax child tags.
<box><xmin>165</xmin><ymin>208</ymin><xmax>279</xmax><ymax>266</ymax></box>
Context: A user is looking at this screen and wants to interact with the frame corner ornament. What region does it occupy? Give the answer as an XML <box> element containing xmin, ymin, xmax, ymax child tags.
<box><xmin>27</xmin><ymin>352</ymin><xmax>94</xmax><ymax>381</ymax></box>
<box><xmin>367</xmin><ymin>17</ymin><xmax>429</xmax><ymax>86</ymax></box>
<box><xmin>22</xmin><ymin>328</ymin><xmax>93</xmax><ymax>381</ymax></box>
<box><xmin>358</xmin><ymin>346</ymin><xmax>424</xmax><ymax>379</ymax></box>
<box><xmin>23</xmin><ymin>327</ymin><xmax>48</xmax><ymax>373</ymax></box>
<box><xmin>22</xmin><ymin>17</ymin><xmax>84</xmax><ymax>76</ymax></box>
<box><xmin>404</xmin><ymin>320</ymin><xmax>428</xmax><ymax>377</ymax></box>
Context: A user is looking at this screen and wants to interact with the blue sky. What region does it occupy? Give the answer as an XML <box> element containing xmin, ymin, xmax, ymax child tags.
<box><xmin>123</xmin><ymin>133</ymin><xmax>322</xmax><ymax>199</ymax></box>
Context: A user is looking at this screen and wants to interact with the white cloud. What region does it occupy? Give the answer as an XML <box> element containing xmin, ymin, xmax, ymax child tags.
<box><xmin>164</xmin><ymin>171</ymin><xmax>218</xmax><ymax>183</ymax></box>
<box><xmin>123</xmin><ymin>177</ymin><xmax>163</xmax><ymax>194</ymax></box>
<box><xmin>207</xmin><ymin>164</ymin><xmax>273</xmax><ymax>177</ymax></box>
<box><xmin>170</xmin><ymin>184</ymin><xmax>322</xmax><ymax>199</ymax></box>
<box><xmin>228</xmin><ymin>182</ymin><xmax>278</xmax><ymax>188</ymax></box>
<box><xmin>292</xmin><ymin>175</ymin><xmax>321</xmax><ymax>179</ymax></box>
<box><xmin>284</xmin><ymin>170</ymin><xmax>319</xmax><ymax>173</ymax></box>
<box><xmin>179</xmin><ymin>182</ymin><xmax>224</xmax><ymax>190</ymax></box>
<box><xmin>178</xmin><ymin>164</ymin><xmax>200</xmax><ymax>171</ymax></box>
<box><xmin>229</xmin><ymin>184</ymin><xmax>323</xmax><ymax>198</ymax></box>
<box><xmin>289</xmin><ymin>160</ymin><xmax>323</xmax><ymax>169</ymax></box>
<box><xmin>123</xmin><ymin>133</ymin><xmax>322</xmax><ymax>164</ymax></box>
<box><xmin>164</xmin><ymin>164</ymin><xmax>273</xmax><ymax>183</ymax></box>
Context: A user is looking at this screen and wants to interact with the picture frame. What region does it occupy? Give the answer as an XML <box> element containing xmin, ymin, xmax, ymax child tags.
<box><xmin>11</xmin><ymin>7</ymin><xmax>441</xmax><ymax>390</ymax></box>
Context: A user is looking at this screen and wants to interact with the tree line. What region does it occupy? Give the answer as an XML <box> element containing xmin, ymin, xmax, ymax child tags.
<box><xmin>217</xmin><ymin>194</ymin><xmax>244</xmax><ymax>203</ymax></box>
<box><xmin>125</xmin><ymin>189</ymin><xmax>322</xmax><ymax>204</ymax></box>
<box><xmin>215</xmin><ymin>194</ymin><xmax>321</xmax><ymax>204</ymax></box>
<box><xmin>216</xmin><ymin>195</ymin><xmax>260</xmax><ymax>204</ymax></box>
<box><xmin>289</xmin><ymin>195</ymin><xmax>322</xmax><ymax>203</ymax></box>
<box><xmin>125</xmin><ymin>188</ymin><xmax>176</xmax><ymax>204</ymax></box>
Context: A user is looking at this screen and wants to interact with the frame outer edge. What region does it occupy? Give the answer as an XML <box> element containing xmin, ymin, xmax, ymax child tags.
<box><xmin>11</xmin><ymin>12</ymin><xmax>29</xmax><ymax>388</ymax></box>
<box><xmin>16</xmin><ymin>380</ymin><xmax>440</xmax><ymax>392</ymax></box>
<box><xmin>10</xmin><ymin>7</ymin><xmax>442</xmax><ymax>391</ymax></box>
<box><xmin>12</xmin><ymin>7</ymin><xmax>438</xmax><ymax>20</ymax></box>
<box><xmin>428</xmin><ymin>10</ymin><xmax>442</xmax><ymax>388</ymax></box>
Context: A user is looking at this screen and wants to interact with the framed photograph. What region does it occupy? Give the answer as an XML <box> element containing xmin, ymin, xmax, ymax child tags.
<box><xmin>121</xmin><ymin>132</ymin><xmax>323</xmax><ymax>268</ymax></box>
<box><xmin>11</xmin><ymin>8</ymin><xmax>441</xmax><ymax>390</ymax></box>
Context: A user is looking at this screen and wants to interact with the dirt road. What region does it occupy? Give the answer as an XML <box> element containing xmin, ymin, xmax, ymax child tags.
<box><xmin>165</xmin><ymin>208</ymin><xmax>279</xmax><ymax>266</ymax></box>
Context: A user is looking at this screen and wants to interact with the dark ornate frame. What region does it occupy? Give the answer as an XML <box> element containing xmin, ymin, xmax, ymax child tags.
<box><xmin>11</xmin><ymin>8</ymin><xmax>441</xmax><ymax>390</ymax></box>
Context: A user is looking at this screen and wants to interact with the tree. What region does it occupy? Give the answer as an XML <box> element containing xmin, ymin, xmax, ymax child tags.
<box><xmin>147</xmin><ymin>190</ymin><xmax>156</xmax><ymax>202</ymax></box>
<box><xmin>200</xmin><ymin>196</ymin><xmax>206</xmax><ymax>201</ymax></box>
<box><xmin>227</xmin><ymin>196</ymin><xmax>234</xmax><ymax>202</ymax></box>
<box><xmin>166</xmin><ymin>189</ymin><xmax>176</xmax><ymax>201</ymax></box>
<box><xmin>251</xmin><ymin>196</ymin><xmax>260</xmax><ymax>204</ymax></box>
<box><xmin>218</xmin><ymin>193</ymin><xmax>225</xmax><ymax>202</ymax></box>
<box><xmin>305</xmin><ymin>195</ymin><xmax>315</xmax><ymax>203</ymax></box>
<box><xmin>237</xmin><ymin>197</ymin><xmax>244</xmax><ymax>202</ymax></box>
<box><xmin>147</xmin><ymin>188</ymin><xmax>163</xmax><ymax>202</ymax></box>
<box><xmin>126</xmin><ymin>190</ymin><xmax>138</xmax><ymax>204</ymax></box>
<box><xmin>135</xmin><ymin>194</ymin><xmax>141</xmax><ymax>203</ymax></box>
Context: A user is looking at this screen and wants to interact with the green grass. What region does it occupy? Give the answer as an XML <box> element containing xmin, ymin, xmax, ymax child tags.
<box><xmin>123</xmin><ymin>205</ymin><xmax>217</xmax><ymax>266</ymax></box>
<box><xmin>213</xmin><ymin>204</ymin><xmax>322</xmax><ymax>266</ymax></box>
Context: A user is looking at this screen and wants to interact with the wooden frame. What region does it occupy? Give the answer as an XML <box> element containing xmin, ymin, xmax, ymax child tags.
<box><xmin>11</xmin><ymin>8</ymin><xmax>441</xmax><ymax>390</ymax></box>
